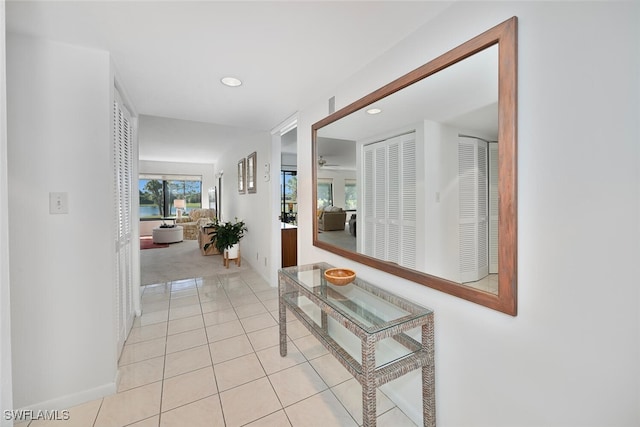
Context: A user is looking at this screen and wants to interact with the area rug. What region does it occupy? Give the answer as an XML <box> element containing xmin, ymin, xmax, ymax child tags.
<box><xmin>140</xmin><ymin>239</ymin><xmax>250</xmax><ymax>285</ymax></box>
<box><xmin>140</xmin><ymin>236</ymin><xmax>169</xmax><ymax>250</ymax></box>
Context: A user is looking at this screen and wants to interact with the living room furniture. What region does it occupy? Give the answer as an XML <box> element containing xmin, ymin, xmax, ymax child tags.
<box><xmin>278</xmin><ymin>263</ymin><xmax>435</xmax><ymax>427</ymax></box>
<box><xmin>175</xmin><ymin>208</ymin><xmax>216</xmax><ymax>240</ymax></box>
<box><xmin>281</xmin><ymin>223</ymin><xmax>297</xmax><ymax>268</ymax></box>
<box><xmin>317</xmin><ymin>206</ymin><xmax>347</xmax><ymax>231</ymax></box>
<box><xmin>152</xmin><ymin>225</ymin><xmax>183</xmax><ymax>244</ymax></box>
<box><xmin>198</xmin><ymin>225</ymin><xmax>220</xmax><ymax>256</ymax></box>
<box><xmin>349</xmin><ymin>213</ymin><xmax>357</xmax><ymax>236</ymax></box>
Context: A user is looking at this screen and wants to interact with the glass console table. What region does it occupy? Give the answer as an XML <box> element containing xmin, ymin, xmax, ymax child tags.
<box><xmin>278</xmin><ymin>263</ymin><xmax>435</xmax><ymax>427</ymax></box>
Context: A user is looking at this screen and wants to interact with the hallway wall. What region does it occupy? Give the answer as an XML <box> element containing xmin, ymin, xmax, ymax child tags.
<box><xmin>7</xmin><ymin>34</ymin><xmax>118</xmax><ymax>410</ymax></box>
<box><xmin>296</xmin><ymin>2</ymin><xmax>640</xmax><ymax>425</ymax></box>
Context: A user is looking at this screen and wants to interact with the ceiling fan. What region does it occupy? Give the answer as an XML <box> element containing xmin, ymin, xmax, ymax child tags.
<box><xmin>318</xmin><ymin>155</ymin><xmax>339</xmax><ymax>168</ymax></box>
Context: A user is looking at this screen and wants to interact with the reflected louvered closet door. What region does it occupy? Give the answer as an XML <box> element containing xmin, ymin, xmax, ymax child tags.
<box><xmin>362</xmin><ymin>132</ymin><xmax>417</xmax><ymax>269</ymax></box>
<box><xmin>458</xmin><ymin>138</ymin><xmax>489</xmax><ymax>283</ymax></box>
<box><xmin>488</xmin><ymin>143</ymin><xmax>499</xmax><ymax>273</ymax></box>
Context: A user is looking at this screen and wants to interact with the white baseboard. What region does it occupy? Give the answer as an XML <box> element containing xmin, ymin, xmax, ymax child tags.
<box><xmin>15</xmin><ymin>380</ymin><xmax>116</xmax><ymax>414</ymax></box>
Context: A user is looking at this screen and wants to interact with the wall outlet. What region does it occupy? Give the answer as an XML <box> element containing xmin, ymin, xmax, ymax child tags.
<box><xmin>49</xmin><ymin>192</ymin><xmax>69</xmax><ymax>214</ymax></box>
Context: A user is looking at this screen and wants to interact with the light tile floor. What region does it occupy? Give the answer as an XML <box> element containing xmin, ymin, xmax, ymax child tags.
<box><xmin>20</xmin><ymin>269</ymin><xmax>418</xmax><ymax>427</ymax></box>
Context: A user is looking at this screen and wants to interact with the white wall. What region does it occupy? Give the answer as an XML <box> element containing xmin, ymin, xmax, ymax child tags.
<box><xmin>215</xmin><ymin>130</ymin><xmax>273</xmax><ymax>282</ymax></box>
<box><xmin>7</xmin><ymin>34</ymin><xmax>117</xmax><ymax>410</ymax></box>
<box><xmin>297</xmin><ymin>2</ymin><xmax>639</xmax><ymax>426</ymax></box>
<box><xmin>0</xmin><ymin>3</ymin><xmax>14</xmax><ymax>425</ymax></box>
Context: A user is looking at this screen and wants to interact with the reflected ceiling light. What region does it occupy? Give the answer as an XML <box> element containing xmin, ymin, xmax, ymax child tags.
<box><xmin>366</xmin><ymin>107</ymin><xmax>382</xmax><ymax>115</ymax></box>
<box><xmin>221</xmin><ymin>76</ymin><xmax>242</xmax><ymax>87</ymax></box>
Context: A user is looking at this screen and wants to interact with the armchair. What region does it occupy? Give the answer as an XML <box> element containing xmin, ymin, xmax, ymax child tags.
<box><xmin>176</xmin><ymin>208</ymin><xmax>216</xmax><ymax>240</ymax></box>
<box><xmin>317</xmin><ymin>206</ymin><xmax>347</xmax><ymax>231</ymax></box>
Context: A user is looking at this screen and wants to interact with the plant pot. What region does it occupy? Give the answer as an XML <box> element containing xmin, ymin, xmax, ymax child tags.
<box><xmin>223</xmin><ymin>243</ymin><xmax>241</xmax><ymax>268</ymax></box>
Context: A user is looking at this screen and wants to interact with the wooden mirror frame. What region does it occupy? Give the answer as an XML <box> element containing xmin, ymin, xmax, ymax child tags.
<box><xmin>312</xmin><ymin>17</ymin><xmax>517</xmax><ymax>315</ymax></box>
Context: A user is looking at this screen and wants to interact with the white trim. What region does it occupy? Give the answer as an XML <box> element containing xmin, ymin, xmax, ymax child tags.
<box><xmin>271</xmin><ymin>113</ymin><xmax>298</xmax><ymax>136</ymax></box>
<box><xmin>14</xmin><ymin>381</ymin><xmax>116</xmax><ymax>414</ymax></box>
<box><xmin>270</xmin><ymin>113</ymin><xmax>298</xmax><ymax>286</ymax></box>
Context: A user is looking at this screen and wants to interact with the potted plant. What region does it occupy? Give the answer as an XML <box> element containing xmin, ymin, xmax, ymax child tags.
<box><xmin>204</xmin><ymin>218</ymin><xmax>247</xmax><ymax>264</ymax></box>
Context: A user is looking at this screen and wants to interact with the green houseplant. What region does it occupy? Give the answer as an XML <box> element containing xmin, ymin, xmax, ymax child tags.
<box><xmin>204</xmin><ymin>218</ymin><xmax>247</xmax><ymax>254</ymax></box>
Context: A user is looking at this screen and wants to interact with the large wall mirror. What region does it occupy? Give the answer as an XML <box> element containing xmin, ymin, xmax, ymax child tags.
<box><xmin>312</xmin><ymin>17</ymin><xmax>517</xmax><ymax>315</ymax></box>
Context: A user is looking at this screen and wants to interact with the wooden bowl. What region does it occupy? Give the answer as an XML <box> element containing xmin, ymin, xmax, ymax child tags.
<box><xmin>324</xmin><ymin>268</ymin><xmax>356</xmax><ymax>286</ymax></box>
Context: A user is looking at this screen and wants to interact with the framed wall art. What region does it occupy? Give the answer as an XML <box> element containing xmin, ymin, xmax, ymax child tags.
<box><xmin>238</xmin><ymin>158</ymin><xmax>246</xmax><ymax>194</ymax></box>
<box><xmin>247</xmin><ymin>151</ymin><xmax>257</xmax><ymax>193</ymax></box>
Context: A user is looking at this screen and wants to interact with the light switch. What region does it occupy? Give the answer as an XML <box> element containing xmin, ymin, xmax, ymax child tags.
<box><xmin>49</xmin><ymin>192</ymin><xmax>69</xmax><ymax>214</ymax></box>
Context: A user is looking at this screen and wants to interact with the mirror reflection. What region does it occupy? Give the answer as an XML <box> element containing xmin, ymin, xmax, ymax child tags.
<box><xmin>315</xmin><ymin>45</ymin><xmax>499</xmax><ymax>294</ymax></box>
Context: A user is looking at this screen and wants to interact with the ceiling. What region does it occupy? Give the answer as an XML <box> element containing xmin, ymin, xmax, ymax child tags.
<box><xmin>6</xmin><ymin>1</ymin><xmax>453</xmax><ymax>136</ymax></box>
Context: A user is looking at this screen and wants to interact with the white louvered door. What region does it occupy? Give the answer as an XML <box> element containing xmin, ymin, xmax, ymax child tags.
<box><xmin>488</xmin><ymin>143</ymin><xmax>499</xmax><ymax>273</ymax></box>
<box><xmin>114</xmin><ymin>94</ymin><xmax>135</xmax><ymax>355</ymax></box>
<box><xmin>362</xmin><ymin>132</ymin><xmax>417</xmax><ymax>269</ymax></box>
<box><xmin>458</xmin><ymin>138</ymin><xmax>489</xmax><ymax>283</ymax></box>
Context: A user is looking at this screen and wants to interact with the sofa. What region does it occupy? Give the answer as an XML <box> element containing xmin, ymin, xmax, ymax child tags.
<box><xmin>317</xmin><ymin>206</ymin><xmax>347</xmax><ymax>231</ymax></box>
<box><xmin>176</xmin><ymin>208</ymin><xmax>216</xmax><ymax>240</ymax></box>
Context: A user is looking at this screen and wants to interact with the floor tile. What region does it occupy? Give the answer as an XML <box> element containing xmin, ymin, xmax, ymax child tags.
<box><xmin>203</xmin><ymin>308</ymin><xmax>238</xmax><ymax>326</ymax></box>
<box><xmin>240</xmin><ymin>312</ymin><xmax>278</xmax><ymax>333</ymax></box>
<box><xmin>330</xmin><ymin>378</ymin><xmax>395</xmax><ymax>425</ymax></box>
<box><xmin>247</xmin><ymin>325</ymin><xmax>280</xmax><ymax>352</ymax></box>
<box><xmin>209</xmin><ymin>334</ymin><xmax>254</xmax><ymax>364</ymax></box>
<box><xmin>94</xmin><ymin>381</ymin><xmax>162</xmax><ymax>427</ymax></box>
<box><xmin>262</xmin><ymin>299</ymin><xmax>279</xmax><ymax>312</ymax></box>
<box><xmin>285</xmin><ymin>319</ymin><xmax>312</xmax><ymax>340</ymax></box>
<box><xmin>29</xmin><ymin>398</ymin><xmax>102</xmax><ymax>427</ymax></box>
<box><xmin>160</xmin><ymin>395</ymin><xmax>225</xmax><ymax>427</ymax></box>
<box><xmin>165</xmin><ymin>328</ymin><xmax>207</xmax><ymax>354</ymax></box>
<box><xmin>119</xmin><ymin>337</ymin><xmax>167</xmax><ymax>366</ymax></box>
<box><xmin>284</xmin><ymin>389</ymin><xmax>358</xmax><ymax>427</ymax></box>
<box><xmin>229</xmin><ymin>293</ymin><xmax>261</xmax><ymax>308</ymax></box>
<box><xmin>244</xmin><ymin>410</ymin><xmax>292</xmax><ymax>427</ymax></box>
<box><xmin>214</xmin><ymin>353</ymin><xmax>266</xmax><ymax>391</ymax></box>
<box><xmin>206</xmin><ymin>319</ymin><xmax>244</xmax><ymax>343</ymax></box>
<box><xmin>255</xmin><ymin>341</ymin><xmax>306</xmax><ymax>375</ymax></box>
<box><xmin>139</xmin><ymin>310</ymin><xmax>169</xmax><ymax>326</ymax></box>
<box><xmin>200</xmin><ymin>299</ymin><xmax>233</xmax><ymax>314</ymax></box>
<box><xmin>143</xmin><ymin>299</ymin><xmax>170</xmax><ymax>313</ymax></box>
<box><xmin>268</xmin><ymin>362</ymin><xmax>328</xmax><ymax>407</ymax></box>
<box><xmin>376</xmin><ymin>407</ymin><xmax>418</xmax><ymax>426</ymax></box>
<box><xmin>219</xmin><ymin>377</ymin><xmax>282</xmax><ymax>427</ymax></box>
<box><xmin>126</xmin><ymin>322</ymin><xmax>168</xmax><ymax>345</ymax></box>
<box><xmin>308</xmin><ymin>353</ymin><xmax>352</xmax><ymax>387</ymax></box>
<box><xmin>292</xmin><ymin>334</ymin><xmax>329</xmax><ymax>361</ymax></box>
<box><xmin>118</xmin><ymin>356</ymin><xmax>165</xmax><ymax>392</ymax></box>
<box><xmin>167</xmin><ymin>314</ymin><xmax>204</xmax><ymax>335</ymax></box>
<box><xmin>161</xmin><ymin>366</ymin><xmax>217</xmax><ymax>412</ymax></box>
<box><xmin>168</xmin><ymin>304</ymin><xmax>202</xmax><ymax>320</ymax></box>
<box><xmin>128</xmin><ymin>416</ymin><xmax>159</xmax><ymax>427</ymax></box>
<box><xmin>253</xmin><ymin>288</ymin><xmax>279</xmax><ymax>302</ymax></box>
<box><xmin>233</xmin><ymin>301</ymin><xmax>267</xmax><ymax>318</ymax></box>
<box><xmin>169</xmin><ymin>294</ymin><xmax>200</xmax><ymax>308</ymax></box>
<box><xmin>164</xmin><ymin>344</ymin><xmax>212</xmax><ymax>378</ymax></box>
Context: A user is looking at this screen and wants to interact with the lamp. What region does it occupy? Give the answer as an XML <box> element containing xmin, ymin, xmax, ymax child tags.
<box><xmin>174</xmin><ymin>199</ymin><xmax>186</xmax><ymax>218</ymax></box>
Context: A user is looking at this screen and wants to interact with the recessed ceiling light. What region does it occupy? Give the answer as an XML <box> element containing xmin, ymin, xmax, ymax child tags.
<box><xmin>221</xmin><ymin>77</ymin><xmax>242</xmax><ymax>87</ymax></box>
<box><xmin>366</xmin><ymin>108</ymin><xmax>382</xmax><ymax>115</ymax></box>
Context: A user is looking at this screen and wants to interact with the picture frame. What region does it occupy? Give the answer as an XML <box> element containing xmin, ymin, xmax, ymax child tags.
<box><xmin>247</xmin><ymin>151</ymin><xmax>257</xmax><ymax>193</ymax></box>
<box><xmin>238</xmin><ymin>158</ymin><xmax>246</xmax><ymax>194</ymax></box>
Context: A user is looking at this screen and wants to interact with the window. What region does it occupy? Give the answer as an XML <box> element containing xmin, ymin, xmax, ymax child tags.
<box><xmin>281</xmin><ymin>171</ymin><xmax>297</xmax><ymax>224</ymax></box>
<box><xmin>317</xmin><ymin>179</ymin><xmax>333</xmax><ymax>209</ymax></box>
<box><xmin>345</xmin><ymin>179</ymin><xmax>357</xmax><ymax>210</ymax></box>
<box><xmin>139</xmin><ymin>175</ymin><xmax>202</xmax><ymax>219</ymax></box>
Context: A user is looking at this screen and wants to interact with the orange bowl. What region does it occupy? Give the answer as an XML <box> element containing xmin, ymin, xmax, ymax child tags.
<box><xmin>324</xmin><ymin>268</ymin><xmax>356</xmax><ymax>286</ymax></box>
